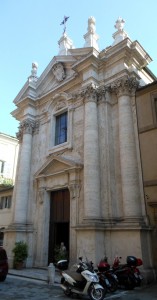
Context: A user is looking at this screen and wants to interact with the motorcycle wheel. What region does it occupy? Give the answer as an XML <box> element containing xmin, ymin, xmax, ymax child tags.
<box><xmin>64</xmin><ymin>289</ymin><xmax>72</xmax><ymax>297</ymax></box>
<box><xmin>62</xmin><ymin>279</ymin><xmax>72</xmax><ymax>297</ymax></box>
<box><xmin>89</xmin><ymin>286</ymin><xmax>106</xmax><ymax>300</ymax></box>
<box><xmin>108</xmin><ymin>278</ymin><xmax>118</xmax><ymax>292</ymax></box>
<box><xmin>0</xmin><ymin>275</ymin><xmax>7</xmax><ymax>282</ymax></box>
<box><xmin>124</xmin><ymin>277</ymin><xmax>135</xmax><ymax>290</ymax></box>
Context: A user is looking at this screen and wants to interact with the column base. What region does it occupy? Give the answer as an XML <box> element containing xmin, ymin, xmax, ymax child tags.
<box><xmin>141</xmin><ymin>268</ymin><xmax>156</xmax><ymax>284</ymax></box>
<box><xmin>4</xmin><ymin>223</ymin><xmax>34</xmax><ymax>268</ymax></box>
<box><xmin>6</xmin><ymin>222</ymin><xmax>34</xmax><ymax>232</ymax></box>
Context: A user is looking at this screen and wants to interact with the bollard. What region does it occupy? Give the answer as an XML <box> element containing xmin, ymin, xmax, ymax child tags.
<box><xmin>48</xmin><ymin>263</ymin><xmax>55</xmax><ymax>285</ymax></box>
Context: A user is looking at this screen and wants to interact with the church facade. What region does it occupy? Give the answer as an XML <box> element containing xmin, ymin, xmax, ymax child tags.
<box><xmin>4</xmin><ymin>17</ymin><xmax>156</xmax><ymax>281</ymax></box>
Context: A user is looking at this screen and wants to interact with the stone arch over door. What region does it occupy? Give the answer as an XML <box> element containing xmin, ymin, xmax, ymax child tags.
<box><xmin>34</xmin><ymin>156</ymin><xmax>83</xmax><ymax>266</ymax></box>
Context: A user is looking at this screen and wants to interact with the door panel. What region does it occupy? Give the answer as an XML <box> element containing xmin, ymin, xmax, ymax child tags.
<box><xmin>48</xmin><ymin>189</ymin><xmax>70</xmax><ymax>264</ymax></box>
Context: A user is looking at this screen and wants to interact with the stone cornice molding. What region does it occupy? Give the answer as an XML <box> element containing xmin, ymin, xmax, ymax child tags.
<box><xmin>16</xmin><ymin>119</ymin><xmax>39</xmax><ymax>141</ymax></box>
<box><xmin>110</xmin><ymin>76</ymin><xmax>139</xmax><ymax>97</ymax></box>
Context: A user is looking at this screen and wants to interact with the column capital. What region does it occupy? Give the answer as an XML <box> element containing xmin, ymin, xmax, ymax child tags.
<box><xmin>97</xmin><ymin>86</ymin><xmax>112</xmax><ymax>103</ymax></box>
<box><xmin>110</xmin><ymin>76</ymin><xmax>139</xmax><ymax>97</ymax></box>
<box><xmin>81</xmin><ymin>83</ymin><xmax>98</xmax><ymax>103</ymax></box>
<box><xmin>69</xmin><ymin>183</ymin><xmax>81</xmax><ymax>199</ymax></box>
<box><xmin>16</xmin><ymin>119</ymin><xmax>39</xmax><ymax>142</ymax></box>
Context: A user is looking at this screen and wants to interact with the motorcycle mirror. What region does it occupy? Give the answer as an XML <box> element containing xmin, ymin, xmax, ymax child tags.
<box><xmin>79</xmin><ymin>256</ymin><xmax>83</xmax><ymax>261</ymax></box>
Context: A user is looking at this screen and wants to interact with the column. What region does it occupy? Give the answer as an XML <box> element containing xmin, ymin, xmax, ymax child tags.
<box><xmin>98</xmin><ymin>87</ymin><xmax>123</xmax><ymax>220</ymax></box>
<box><xmin>82</xmin><ymin>84</ymin><xmax>101</xmax><ymax>218</ymax></box>
<box><xmin>13</xmin><ymin>119</ymin><xmax>36</xmax><ymax>224</ymax></box>
<box><xmin>112</xmin><ymin>77</ymin><xmax>142</xmax><ymax>219</ymax></box>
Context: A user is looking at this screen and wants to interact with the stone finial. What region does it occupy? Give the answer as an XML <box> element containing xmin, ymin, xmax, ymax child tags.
<box><xmin>28</xmin><ymin>62</ymin><xmax>38</xmax><ymax>83</ymax></box>
<box><xmin>112</xmin><ymin>17</ymin><xmax>128</xmax><ymax>46</ymax></box>
<box><xmin>114</xmin><ymin>17</ymin><xmax>125</xmax><ymax>31</ymax></box>
<box><xmin>84</xmin><ymin>16</ymin><xmax>99</xmax><ymax>51</ymax></box>
<box><xmin>58</xmin><ymin>32</ymin><xmax>74</xmax><ymax>55</ymax></box>
<box><xmin>87</xmin><ymin>16</ymin><xmax>96</xmax><ymax>33</ymax></box>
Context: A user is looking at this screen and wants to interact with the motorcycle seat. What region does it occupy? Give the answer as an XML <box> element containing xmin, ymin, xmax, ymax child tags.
<box><xmin>65</xmin><ymin>270</ymin><xmax>84</xmax><ymax>282</ymax></box>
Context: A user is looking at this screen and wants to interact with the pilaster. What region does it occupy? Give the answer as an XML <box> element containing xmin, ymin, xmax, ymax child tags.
<box><xmin>81</xmin><ymin>84</ymin><xmax>101</xmax><ymax>219</ymax></box>
<box><xmin>12</xmin><ymin>119</ymin><xmax>39</xmax><ymax>225</ymax></box>
<box><xmin>111</xmin><ymin>77</ymin><xmax>142</xmax><ymax>221</ymax></box>
<box><xmin>97</xmin><ymin>87</ymin><xmax>122</xmax><ymax>221</ymax></box>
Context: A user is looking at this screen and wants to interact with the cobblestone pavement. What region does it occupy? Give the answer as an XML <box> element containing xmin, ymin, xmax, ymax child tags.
<box><xmin>0</xmin><ymin>275</ymin><xmax>157</xmax><ymax>300</ymax></box>
<box><xmin>0</xmin><ymin>275</ymin><xmax>64</xmax><ymax>300</ymax></box>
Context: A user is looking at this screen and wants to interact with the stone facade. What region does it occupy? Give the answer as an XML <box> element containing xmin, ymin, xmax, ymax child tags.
<box><xmin>4</xmin><ymin>17</ymin><xmax>157</xmax><ymax>282</ymax></box>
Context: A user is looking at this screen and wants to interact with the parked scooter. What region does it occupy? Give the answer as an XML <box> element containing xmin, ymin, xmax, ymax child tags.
<box><xmin>112</xmin><ymin>255</ymin><xmax>143</xmax><ymax>290</ymax></box>
<box><xmin>97</xmin><ymin>257</ymin><xmax>118</xmax><ymax>293</ymax></box>
<box><xmin>57</xmin><ymin>257</ymin><xmax>106</xmax><ymax>300</ymax></box>
<box><xmin>126</xmin><ymin>256</ymin><xmax>143</xmax><ymax>287</ymax></box>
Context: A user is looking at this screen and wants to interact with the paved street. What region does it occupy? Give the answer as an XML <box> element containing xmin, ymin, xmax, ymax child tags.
<box><xmin>0</xmin><ymin>275</ymin><xmax>157</xmax><ymax>300</ymax></box>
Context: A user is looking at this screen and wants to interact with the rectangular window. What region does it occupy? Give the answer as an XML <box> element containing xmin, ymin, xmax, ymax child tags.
<box><xmin>0</xmin><ymin>160</ymin><xmax>5</xmax><ymax>175</ymax></box>
<box><xmin>0</xmin><ymin>196</ymin><xmax>11</xmax><ymax>209</ymax></box>
<box><xmin>55</xmin><ymin>112</ymin><xmax>67</xmax><ymax>145</ymax></box>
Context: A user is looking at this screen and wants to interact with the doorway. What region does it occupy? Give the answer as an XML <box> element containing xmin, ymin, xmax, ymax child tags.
<box><xmin>48</xmin><ymin>189</ymin><xmax>70</xmax><ymax>264</ymax></box>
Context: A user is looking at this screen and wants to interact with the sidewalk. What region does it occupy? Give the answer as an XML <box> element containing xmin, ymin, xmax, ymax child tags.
<box><xmin>8</xmin><ymin>267</ymin><xmax>61</xmax><ymax>285</ymax></box>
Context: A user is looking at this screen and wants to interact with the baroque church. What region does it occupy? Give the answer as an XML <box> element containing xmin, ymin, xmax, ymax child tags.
<box><xmin>4</xmin><ymin>17</ymin><xmax>157</xmax><ymax>281</ymax></box>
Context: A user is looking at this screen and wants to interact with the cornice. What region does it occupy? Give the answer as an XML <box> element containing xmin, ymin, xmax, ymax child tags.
<box><xmin>131</xmin><ymin>40</ymin><xmax>152</xmax><ymax>66</ymax></box>
<box><xmin>99</xmin><ymin>37</ymin><xmax>132</xmax><ymax>60</ymax></box>
<box><xmin>99</xmin><ymin>38</ymin><xmax>152</xmax><ymax>74</ymax></box>
<box><xmin>71</xmin><ymin>50</ymin><xmax>99</xmax><ymax>72</ymax></box>
<box><xmin>15</xmin><ymin>97</ymin><xmax>37</xmax><ymax>109</ymax></box>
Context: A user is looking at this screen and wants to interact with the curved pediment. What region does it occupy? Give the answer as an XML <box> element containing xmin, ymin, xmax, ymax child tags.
<box><xmin>35</xmin><ymin>156</ymin><xmax>83</xmax><ymax>178</ymax></box>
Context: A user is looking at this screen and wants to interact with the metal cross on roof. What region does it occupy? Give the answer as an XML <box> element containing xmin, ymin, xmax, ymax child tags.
<box><xmin>60</xmin><ymin>16</ymin><xmax>70</xmax><ymax>34</ymax></box>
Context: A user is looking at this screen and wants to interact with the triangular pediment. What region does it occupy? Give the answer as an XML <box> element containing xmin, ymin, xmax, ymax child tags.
<box><xmin>13</xmin><ymin>48</ymin><xmax>96</xmax><ymax>104</ymax></box>
<box><xmin>35</xmin><ymin>156</ymin><xmax>83</xmax><ymax>178</ymax></box>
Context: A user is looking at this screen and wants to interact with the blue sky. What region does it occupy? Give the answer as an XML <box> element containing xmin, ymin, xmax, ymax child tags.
<box><xmin>1</xmin><ymin>0</ymin><xmax>157</xmax><ymax>137</ymax></box>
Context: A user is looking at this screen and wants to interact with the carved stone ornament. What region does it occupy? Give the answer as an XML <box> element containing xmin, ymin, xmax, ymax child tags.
<box><xmin>97</xmin><ymin>86</ymin><xmax>107</xmax><ymax>102</ymax></box>
<box><xmin>110</xmin><ymin>76</ymin><xmax>139</xmax><ymax>96</ymax></box>
<box><xmin>38</xmin><ymin>188</ymin><xmax>45</xmax><ymax>204</ymax></box>
<box><xmin>80</xmin><ymin>83</ymin><xmax>98</xmax><ymax>103</ymax></box>
<box><xmin>69</xmin><ymin>183</ymin><xmax>81</xmax><ymax>199</ymax></box>
<box><xmin>55</xmin><ymin>99</ymin><xmax>67</xmax><ymax>111</ymax></box>
<box><xmin>16</xmin><ymin>119</ymin><xmax>39</xmax><ymax>141</ymax></box>
<box><xmin>52</xmin><ymin>62</ymin><xmax>66</xmax><ymax>82</ymax></box>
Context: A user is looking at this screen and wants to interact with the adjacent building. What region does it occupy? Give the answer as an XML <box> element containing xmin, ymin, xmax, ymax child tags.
<box><xmin>4</xmin><ymin>17</ymin><xmax>157</xmax><ymax>282</ymax></box>
<box><xmin>0</xmin><ymin>133</ymin><xmax>19</xmax><ymax>245</ymax></box>
<box><xmin>136</xmin><ymin>81</ymin><xmax>157</xmax><ymax>271</ymax></box>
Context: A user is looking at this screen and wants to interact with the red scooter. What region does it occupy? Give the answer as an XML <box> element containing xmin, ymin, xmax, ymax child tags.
<box><xmin>96</xmin><ymin>257</ymin><xmax>119</xmax><ymax>293</ymax></box>
<box><xmin>112</xmin><ymin>255</ymin><xmax>143</xmax><ymax>289</ymax></box>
